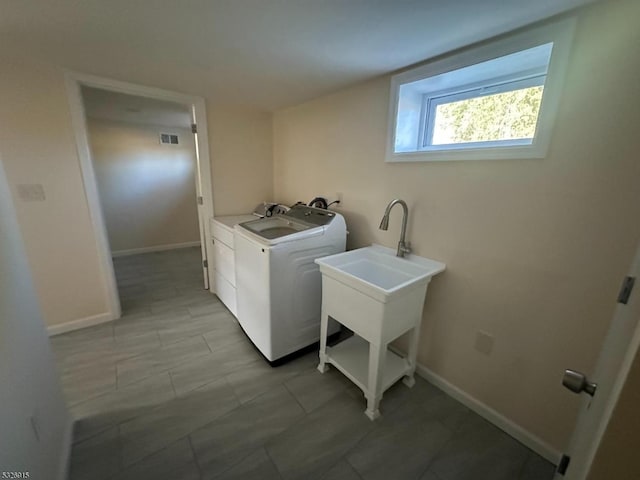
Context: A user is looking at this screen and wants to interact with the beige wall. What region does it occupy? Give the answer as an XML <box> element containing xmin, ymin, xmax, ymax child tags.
<box><xmin>0</xmin><ymin>57</ymin><xmax>274</xmax><ymax>328</ymax></box>
<box><xmin>208</xmin><ymin>105</ymin><xmax>274</xmax><ymax>215</ymax></box>
<box><xmin>588</xmin><ymin>336</ymin><xmax>640</xmax><ymax>480</ymax></box>
<box><xmin>0</xmin><ymin>157</ymin><xmax>70</xmax><ymax>478</ymax></box>
<box><xmin>0</xmin><ymin>59</ymin><xmax>109</xmax><ymax>327</ymax></box>
<box><xmin>273</xmin><ymin>0</ymin><xmax>640</xmax><ymax>452</ymax></box>
<box><xmin>87</xmin><ymin>119</ymin><xmax>200</xmax><ymax>253</ymax></box>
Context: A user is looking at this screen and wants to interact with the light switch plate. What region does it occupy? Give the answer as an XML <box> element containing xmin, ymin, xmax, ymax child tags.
<box><xmin>17</xmin><ymin>184</ymin><xmax>46</xmax><ymax>202</ymax></box>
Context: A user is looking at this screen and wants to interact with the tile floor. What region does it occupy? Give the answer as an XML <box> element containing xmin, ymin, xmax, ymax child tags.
<box><xmin>51</xmin><ymin>247</ymin><xmax>556</xmax><ymax>480</ymax></box>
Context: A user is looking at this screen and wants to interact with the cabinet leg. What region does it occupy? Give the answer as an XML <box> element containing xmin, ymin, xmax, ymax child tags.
<box><xmin>402</xmin><ymin>376</ymin><xmax>416</xmax><ymax>388</ymax></box>
<box><xmin>364</xmin><ymin>343</ymin><xmax>385</xmax><ymax>420</ymax></box>
<box><xmin>403</xmin><ymin>322</ymin><xmax>421</xmax><ymax>388</ymax></box>
<box><xmin>317</xmin><ymin>308</ymin><xmax>329</xmax><ymax>374</ymax></box>
<box><xmin>365</xmin><ymin>397</ymin><xmax>381</xmax><ymax>420</ymax></box>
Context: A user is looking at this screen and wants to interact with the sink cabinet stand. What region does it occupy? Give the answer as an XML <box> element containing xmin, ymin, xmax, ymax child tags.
<box><xmin>317</xmin><ymin>274</ymin><xmax>431</xmax><ymax>420</ymax></box>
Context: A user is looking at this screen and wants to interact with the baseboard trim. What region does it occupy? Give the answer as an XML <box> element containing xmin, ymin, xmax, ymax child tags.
<box><xmin>414</xmin><ymin>362</ymin><xmax>562</xmax><ymax>464</ymax></box>
<box><xmin>111</xmin><ymin>241</ymin><xmax>201</xmax><ymax>257</ymax></box>
<box><xmin>58</xmin><ymin>418</ymin><xmax>74</xmax><ymax>480</ymax></box>
<box><xmin>48</xmin><ymin>312</ymin><xmax>114</xmax><ymax>336</ymax></box>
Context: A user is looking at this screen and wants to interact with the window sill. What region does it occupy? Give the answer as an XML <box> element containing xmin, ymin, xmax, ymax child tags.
<box><xmin>386</xmin><ymin>144</ymin><xmax>548</xmax><ymax>163</ymax></box>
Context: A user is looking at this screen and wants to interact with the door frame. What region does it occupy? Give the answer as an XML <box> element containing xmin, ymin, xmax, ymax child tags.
<box><xmin>64</xmin><ymin>71</ymin><xmax>215</xmax><ymax>322</ymax></box>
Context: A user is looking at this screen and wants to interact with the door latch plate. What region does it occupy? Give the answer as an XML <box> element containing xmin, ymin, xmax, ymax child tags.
<box><xmin>617</xmin><ymin>276</ymin><xmax>635</xmax><ymax>305</ymax></box>
<box><xmin>556</xmin><ymin>454</ymin><xmax>571</xmax><ymax>475</ymax></box>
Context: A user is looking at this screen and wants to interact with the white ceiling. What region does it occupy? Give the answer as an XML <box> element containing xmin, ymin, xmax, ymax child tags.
<box><xmin>82</xmin><ymin>87</ymin><xmax>192</xmax><ymax>129</ymax></box>
<box><xmin>1</xmin><ymin>0</ymin><xmax>594</xmax><ymax>111</ymax></box>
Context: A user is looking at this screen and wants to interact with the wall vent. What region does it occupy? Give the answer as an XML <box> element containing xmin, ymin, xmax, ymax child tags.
<box><xmin>160</xmin><ymin>133</ymin><xmax>179</xmax><ymax>145</ymax></box>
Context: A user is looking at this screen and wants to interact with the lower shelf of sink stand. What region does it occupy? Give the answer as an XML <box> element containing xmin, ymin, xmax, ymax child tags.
<box><xmin>324</xmin><ymin>335</ymin><xmax>410</xmax><ymax>400</ymax></box>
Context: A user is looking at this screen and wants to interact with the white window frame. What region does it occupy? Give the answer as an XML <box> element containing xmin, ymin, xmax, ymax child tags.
<box><xmin>386</xmin><ymin>18</ymin><xmax>576</xmax><ymax>163</ymax></box>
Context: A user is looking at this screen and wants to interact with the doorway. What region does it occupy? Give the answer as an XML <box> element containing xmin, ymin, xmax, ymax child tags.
<box><xmin>65</xmin><ymin>72</ymin><xmax>215</xmax><ymax>321</ymax></box>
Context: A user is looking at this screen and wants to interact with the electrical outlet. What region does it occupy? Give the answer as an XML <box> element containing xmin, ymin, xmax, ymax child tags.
<box><xmin>475</xmin><ymin>331</ymin><xmax>494</xmax><ymax>355</ymax></box>
<box><xmin>17</xmin><ymin>183</ymin><xmax>46</xmax><ymax>202</ymax></box>
<box><xmin>29</xmin><ymin>413</ymin><xmax>41</xmax><ymax>442</ymax></box>
<box><xmin>327</xmin><ymin>192</ymin><xmax>343</xmax><ymax>208</ymax></box>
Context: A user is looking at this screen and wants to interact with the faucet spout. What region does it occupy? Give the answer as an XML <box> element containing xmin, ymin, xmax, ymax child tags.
<box><xmin>379</xmin><ymin>199</ymin><xmax>411</xmax><ymax>257</ymax></box>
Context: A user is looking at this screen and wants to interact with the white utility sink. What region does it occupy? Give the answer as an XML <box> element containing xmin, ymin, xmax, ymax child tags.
<box><xmin>315</xmin><ymin>244</ymin><xmax>445</xmax><ymax>302</ymax></box>
<box><xmin>315</xmin><ymin>244</ymin><xmax>446</xmax><ymax>420</ymax></box>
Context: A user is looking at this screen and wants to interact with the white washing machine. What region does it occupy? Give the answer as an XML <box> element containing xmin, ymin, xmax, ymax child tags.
<box><xmin>234</xmin><ymin>205</ymin><xmax>346</xmax><ymax>362</ymax></box>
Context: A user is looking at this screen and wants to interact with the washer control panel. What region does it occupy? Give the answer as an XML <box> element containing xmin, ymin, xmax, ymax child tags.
<box><xmin>284</xmin><ymin>205</ymin><xmax>335</xmax><ymax>226</ymax></box>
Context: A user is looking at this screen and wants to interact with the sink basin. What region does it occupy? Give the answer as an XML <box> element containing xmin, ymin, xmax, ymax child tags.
<box><xmin>315</xmin><ymin>244</ymin><xmax>445</xmax><ymax>303</ymax></box>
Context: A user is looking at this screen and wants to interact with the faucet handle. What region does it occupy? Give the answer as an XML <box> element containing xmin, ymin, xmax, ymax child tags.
<box><xmin>399</xmin><ymin>241</ymin><xmax>412</xmax><ymax>255</ymax></box>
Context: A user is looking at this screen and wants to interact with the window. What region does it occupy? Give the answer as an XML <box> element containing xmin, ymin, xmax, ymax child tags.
<box><xmin>387</xmin><ymin>19</ymin><xmax>575</xmax><ymax>162</ymax></box>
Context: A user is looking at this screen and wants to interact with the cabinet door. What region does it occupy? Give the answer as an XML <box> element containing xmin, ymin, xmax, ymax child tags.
<box><xmin>213</xmin><ymin>239</ymin><xmax>236</xmax><ymax>286</ymax></box>
<box><xmin>212</xmin><ymin>221</ymin><xmax>234</xmax><ymax>249</ymax></box>
<box><xmin>214</xmin><ymin>270</ymin><xmax>237</xmax><ymax>317</ymax></box>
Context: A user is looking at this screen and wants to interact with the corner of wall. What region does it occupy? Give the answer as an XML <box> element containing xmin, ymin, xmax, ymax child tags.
<box><xmin>57</xmin><ymin>419</ymin><xmax>74</xmax><ymax>480</ymax></box>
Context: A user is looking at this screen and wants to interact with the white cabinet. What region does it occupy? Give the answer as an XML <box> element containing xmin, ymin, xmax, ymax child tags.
<box><xmin>210</xmin><ymin>215</ymin><xmax>255</xmax><ymax>317</ymax></box>
<box><xmin>214</xmin><ymin>240</ymin><xmax>235</xmax><ymax>286</ymax></box>
<box><xmin>214</xmin><ymin>270</ymin><xmax>237</xmax><ymax>316</ymax></box>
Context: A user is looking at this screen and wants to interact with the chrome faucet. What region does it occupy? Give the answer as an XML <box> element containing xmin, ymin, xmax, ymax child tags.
<box><xmin>379</xmin><ymin>199</ymin><xmax>412</xmax><ymax>257</ymax></box>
